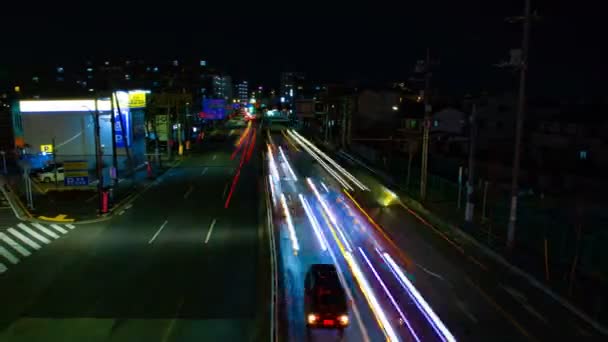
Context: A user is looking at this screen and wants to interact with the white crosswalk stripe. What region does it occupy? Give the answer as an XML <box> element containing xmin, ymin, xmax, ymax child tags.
<box><xmin>17</xmin><ymin>223</ymin><xmax>50</xmax><ymax>244</ymax></box>
<box><xmin>8</xmin><ymin>228</ymin><xmax>41</xmax><ymax>250</ymax></box>
<box><xmin>1</xmin><ymin>222</ymin><xmax>78</xmax><ymax>275</ymax></box>
<box><xmin>32</xmin><ymin>223</ymin><xmax>60</xmax><ymax>239</ymax></box>
<box><xmin>0</xmin><ymin>246</ymin><xmax>19</xmax><ymax>264</ymax></box>
<box><xmin>50</xmin><ymin>224</ymin><xmax>68</xmax><ymax>234</ymax></box>
<box><xmin>0</xmin><ymin>232</ymin><xmax>31</xmax><ymax>257</ymax></box>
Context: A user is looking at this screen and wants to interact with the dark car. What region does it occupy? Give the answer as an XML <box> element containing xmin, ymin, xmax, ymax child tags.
<box><xmin>304</xmin><ymin>264</ymin><xmax>349</xmax><ymax>336</ymax></box>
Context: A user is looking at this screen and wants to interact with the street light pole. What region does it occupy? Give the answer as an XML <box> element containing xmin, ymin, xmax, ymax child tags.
<box><xmin>93</xmin><ymin>98</ymin><xmax>104</xmax><ymax>214</ymax></box>
<box><xmin>507</xmin><ymin>0</ymin><xmax>532</xmax><ymax>250</ymax></box>
<box><xmin>465</xmin><ymin>103</ymin><xmax>477</xmax><ymax>225</ymax></box>
<box><xmin>0</xmin><ymin>151</ymin><xmax>6</xmax><ymax>174</ymax></box>
<box><xmin>420</xmin><ymin>48</ymin><xmax>432</xmax><ymax>201</ymax></box>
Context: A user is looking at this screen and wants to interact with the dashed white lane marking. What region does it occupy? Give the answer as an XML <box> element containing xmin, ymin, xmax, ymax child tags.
<box><xmin>0</xmin><ymin>246</ymin><xmax>19</xmax><ymax>264</ymax></box>
<box><xmin>7</xmin><ymin>228</ymin><xmax>41</xmax><ymax>250</ymax></box>
<box><xmin>17</xmin><ymin>223</ymin><xmax>50</xmax><ymax>244</ymax></box>
<box><xmin>204</xmin><ymin>219</ymin><xmax>217</xmax><ymax>244</ymax></box>
<box><xmin>50</xmin><ymin>224</ymin><xmax>68</xmax><ymax>234</ymax></box>
<box><xmin>201</xmin><ymin>167</ymin><xmax>208</xmax><ymax>176</ymax></box>
<box><xmin>212</xmin><ymin>155</ymin><xmax>217</xmax><ymax>160</ymax></box>
<box><xmin>183</xmin><ymin>186</ymin><xmax>194</xmax><ymax>199</ymax></box>
<box><xmin>119</xmin><ymin>210</ymin><xmax>125</xmax><ymax>215</ymax></box>
<box><xmin>149</xmin><ymin>220</ymin><xmax>168</xmax><ymax>244</ymax></box>
<box><xmin>0</xmin><ymin>232</ymin><xmax>31</xmax><ymax>256</ymax></box>
<box><xmin>32</xmin><ymin>223</ymin><xmax>60</xmax><ymax>239</ymax></box>
<box><xmin>66</xmin><ymin>224</ymin><xmax>76</xmax><ymax>229</ymax></box>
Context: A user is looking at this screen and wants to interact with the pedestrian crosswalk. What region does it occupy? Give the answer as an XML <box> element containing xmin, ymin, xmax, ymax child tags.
<box><xmin>0</xmin><ymin>222</ymin><xmax>76</xmax><ymax>274</ymax></box>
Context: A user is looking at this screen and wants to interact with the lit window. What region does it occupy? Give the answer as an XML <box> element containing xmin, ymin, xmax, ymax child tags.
<box><xmin>173</xmin><ymin>60</ymin><xmax>179</xmax><ymax>66</ymax></box>
<box><xmin>579</xmin><ymin>150</ymin><xmax>588</xmax><ymax>160</ymax></box>
<box><xmin>57</xmin><ymin>67</ymin><xmax>64</xmax><ymax>73</ymax></box>
<box><xmin>200</xmin><ymin>60</ymin><xmax>207</xmax><ymax>66</ymax></box>
<box><xmin>433</xmin><ymin>120</ymin><xmax>439</xmax><ymax>127</ymax></box>
<box><xmin>87</xmin><ymin>68</ymin><xmax>93</xmax><ymax>72</ymax></box>
<box><xmin>32</xmin><ymin>76</ymin><xmax>39</xmax><ymax>82</ymax></box>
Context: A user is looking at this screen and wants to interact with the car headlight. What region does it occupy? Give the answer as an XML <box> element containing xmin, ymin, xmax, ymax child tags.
<box><xmin>307</xmin><ymin>314</ymin><xmax>318</xmax><ymax>324</ymax></box>
<box><xmin>338</xmin><ymin>314</ymin><xmax>349</xmax><ymax>325</ymax></box>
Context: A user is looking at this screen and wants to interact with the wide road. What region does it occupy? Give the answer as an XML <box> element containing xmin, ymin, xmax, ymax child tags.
<box><xmin>0</xmin><ymin>123</ymin><xmax>269</xmax><ymax>342</ymax></box>
<box><xmin>269</xmin><ymin>126</ymin><xmax>605</xmax><ymax>341</ymax></box>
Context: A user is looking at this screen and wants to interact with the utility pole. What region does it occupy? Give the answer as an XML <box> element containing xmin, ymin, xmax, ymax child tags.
<box><xmin>110</xmin><ymin>91</ymin><xmax>118</xmax><ymax>189</ymax></box>
<box><xmin>0</xmin><ymin>151</ymin><xmax>6</xmax><ymax>174</ymax></box>
<box><xmin>93</xmin><ymin>97</ymin><xmax>104</xmax><ymax>214</ymax></box>
<box><xmin>507</xmin><ymin>0</ymin><xmax>532</xmax><ymax>250</ymax></box>
<box><xmin>465</xmin><ymin>103</ymin><xmax>477</xmax><ymax>225</ymax></box>
<box><xmin>420</xmin><ymin>48</ymin><xmax>432</xmax><ymax>201</ymax></box>
<box><xmin>52</xmin><ymin>137</ymin><xmax>58</xmax><ymax>186</ymax></box>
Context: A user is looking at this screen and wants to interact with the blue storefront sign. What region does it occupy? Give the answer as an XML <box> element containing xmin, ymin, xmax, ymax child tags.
<box><xmin>114</xmin><ymin>108</ymin><xmax>132</xmax><ymax>148</ymax></box>
<box><xmin>65</xmin><ymin>176</ymin><xmax>89</xmax><ymax>186</ymax></box>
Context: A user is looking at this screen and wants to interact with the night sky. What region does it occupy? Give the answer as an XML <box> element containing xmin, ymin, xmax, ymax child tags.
<box><xmin>0</xmin><ymin>1</ymin><xmax>605</xmax><ymax>97</ymax></box>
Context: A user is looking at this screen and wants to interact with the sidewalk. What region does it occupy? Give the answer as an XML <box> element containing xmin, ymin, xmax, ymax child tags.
<box><xmin>1</xmin><ymin>158</ymin><xmax>179</xmax><ymax>223</ymax></box>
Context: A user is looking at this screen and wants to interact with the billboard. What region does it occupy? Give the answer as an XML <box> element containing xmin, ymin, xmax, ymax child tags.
<box><xmin>200</xmin><ymin>99</ymin><xmax>227</xmax><ymax>120</ymax></box>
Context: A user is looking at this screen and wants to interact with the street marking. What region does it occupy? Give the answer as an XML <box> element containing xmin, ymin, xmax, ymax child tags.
<box><xmin>32</xmin><ymin>223</ymin><xmax>60</xmax><ymax>239</ymax></box>
<box><xmin>0</xmin><ymin>246</ymin><xmax>19</xmax><ymax>264</ymax></box>
<box><xmin>456</xmin><ymin>300</ymin><xmax>478</xmax><ymax>323</ymax></box>
<box><xmin>119</xmin><ymin>210</ymin><xmax>125</xmax><ymax>215</ymax></box>
<box><xmin>222</xmin><ymin>183</ymin><xmax>229</xmax><ymax>199</ymax></box>
<box><xmin>85</xmin><ymin>194</ymin><xmax>97</xmax><ymax>203</ymax></box>
<box><xmin>204</xmin><ymin>219</ymin><xmax>217</xmax><ymax>244</ymax></box>
<box><xmin>50</xmin><ymin>224</ymin><xmax>68</xmax><ymax>234</ymax></box>
<box><xmin>125</xmin><ymin>203</ymin><xmax>133</xmax><ymax>209</ymax></box>
<box><xmin>66</xmin><ymin>224</ymin><xmax>76</xmax><ymax>229</ymax></box>
<box><xmin>7</xmin><ymin>228</ymin><xmax>41</xmax><ymax>250</ymax></box>
<box><xmin>212</xmin><ymin>154</ymin><xmax>217</xmax><ymax>160</ymax></box>
<box><xmin>149</xmin><ymin>220</ymin><xmax>168</xmax><ymax>244</ymax></box>
<box><xmin>0</xmin><ymin>233</ymin><xmax>31</xmax><ymax>256</ymax></box>
<box><xmin>201</xmin><ymin>167</ymin><xmax>208</xmax><ymax>176</ymax></box>
<box><xmin>501</xmin><ymin>284</ymin><xmax>549</xmax><ymax>324</ymax></box>
<box><xmin>183</xmin><ymin>186</ymin><xmax>194</xmax><ymax>199</ymax></box>
<box><xmin>0</xmin><ymin>263</ymin><xmax>6</xmax><ymax>273</ymax></box>
<box><xmin>17</xmin><ymin>223</ymin><xmax>50</xmax><ymax>244</ymax></box>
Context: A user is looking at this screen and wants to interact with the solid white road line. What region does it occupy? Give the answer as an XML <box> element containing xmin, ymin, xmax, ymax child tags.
<box><xmin>204</xmin><ymin>219</ymin><xmax>217</xmax><ymax>244</ymax></box>
<box><xmin>0</xmin><ymin>232</ymin><xmax>31</xmax><ymax>257</ymax></box>
<box><xmin>149</xmin><ymin>220</ymin><xmax>168</xmax><ymax>244</ymax></box>
<box><xmin>66</xmin><ymin>224</ymin><xmax>76</xmax><ymax>229</ymax></box>
<box><xmin>0</xmin><ymin>246</ymin><xmax>19</xmax><ymax>264</ymax></box>
<box><xmin>32</xmin><ymin>223</ymin><xmax>60</xmax><ymax>239</ymax></box>
<box><xmin>0</xmin><ymin>263</ymin><xmax>7</xmax><ymax>273</ymax></box>
<box><xmin>7</xmin><ymin>228</ymin><xmax>41</xmax><ymax>250</ymax></box>
<box><xmin>201</xmin><ymin>167</ymin><xmax>208</xmax><ymax>175</ymax></box>
<box><xmin>50</xmin><ymin>224</ymin><xmax>68</xmax><ymax>234</ymax></box>
<box><xmin>17</xmin><ymin>223</ymin><xmax>50</xmax><ymax>244</ymax></box>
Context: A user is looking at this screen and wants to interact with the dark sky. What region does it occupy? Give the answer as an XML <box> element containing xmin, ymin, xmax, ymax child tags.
<box><xmin>1</xmin><ymin>1</ymin><xmax>605</xmax><ymax>97</ymax></box>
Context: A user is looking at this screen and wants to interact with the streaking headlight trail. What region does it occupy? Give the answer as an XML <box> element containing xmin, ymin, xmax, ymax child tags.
<box><xmin>306</xmin><ymin>178</ymin><xmax>352</xmax><ymax>252</ymax></box>
<box><xmin>267</xmin><ymin>144</ymin><xmax>280</xmax><ymax>180</ymax></box>
<box><xmin>299</xmin><ymin>194</ymin><xmax>328</xmax><ymax>251</ymax></box>
<box><xmin>359</xmin><ymin>248</ymin><xmax>421</xmax><ymax>342</ymax></box>
<box><xmin>280</xmin><ymin>193</ymin><xmax>299</xmax><ymax>253</ymax></box>
<box><xmin>290</xmin><ymin>129</ymin><xmax>369</xmax><ymax>191</ymax></box>
<box><xmin>382</xmin><ymin>252</ymin><xmax>457</xmax><ymax>342</ymax></box>
<box><xmin>278</xmin><ymin>146</ymin><xmax>298</xmax><ymax>181</ymax></box>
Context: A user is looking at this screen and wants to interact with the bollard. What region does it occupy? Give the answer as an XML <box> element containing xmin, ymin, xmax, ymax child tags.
<box><xmin>101</xmin><ymin>191</ymin><xmax>109</xmax><ymax>214</ymax></box>
<box><xmin>186</xmin><ymin>140</ymin><xmax>191</xmax><ymax>150</ymax></box>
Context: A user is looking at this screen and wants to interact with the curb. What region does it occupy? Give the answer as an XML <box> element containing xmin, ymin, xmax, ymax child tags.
<box><xmin>337</xmin><ymin>149</ymin><xmax>608</xmax><ymax>336</ymax></box>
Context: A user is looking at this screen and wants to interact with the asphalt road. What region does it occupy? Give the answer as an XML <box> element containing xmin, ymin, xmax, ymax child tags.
<box><xmin>269</xmin><ymin>126</ymin><xmax>605</xmax><ymax>342</ymax></box>
<box><xmin>0</xmin><ymin>124</ymin><xmax>269</xmax><ymax>342</ymax></box>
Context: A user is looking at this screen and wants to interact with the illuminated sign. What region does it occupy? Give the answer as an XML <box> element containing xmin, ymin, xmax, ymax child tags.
<box><xmin>40</xmin><ymin>144</ymin><xmax>53</xmax><ymax>153</ymax></box>
<box><xmin>20</xmin><ymin>100</ymin><xmax>112</xmax><ymax>112</ymax></box>
<box><xmin>128</xmin><ymin>91</ymin><xmax>146</xmax><ymax>108</ymax></box>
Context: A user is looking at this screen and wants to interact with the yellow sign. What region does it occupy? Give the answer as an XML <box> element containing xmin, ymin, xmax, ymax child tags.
<box><xmin>64</xmin><ymin>171</ymin><xmax>88</xmax><ymax>177</ymax></box>
<box><xmin>40</xmin><ymin>144</ymin><xmax>53</xmax><ymax>153</ymax></box>
<box><xmin>64</xmin><ymin>161</ymin><xmax>88</xmax><ymax>171</ymax></box>
<box><xmin>129</xmin><ymin>91</ymin><xmax>147</xmax><ymax>108</ymax></box>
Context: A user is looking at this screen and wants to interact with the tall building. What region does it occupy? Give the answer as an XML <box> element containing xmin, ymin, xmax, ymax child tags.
<box><xmin>212</xmin><ymin>75</ymin><xmax>232</xmax><ymax>100</ymax></box>
<box><xmin>280</xmin><ymin>72</ymin><xmax>306</xmax><ymax>103</ymax></box>
<box><xmin>236</xmin><ymin>81</ymin><xmax>249</xmax><ymax>103</ymax></box>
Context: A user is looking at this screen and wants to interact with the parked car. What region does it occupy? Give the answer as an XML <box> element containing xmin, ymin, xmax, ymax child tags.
<box><xmin>37</xmin><ymin>167</ymin><xmax>65</xmax><ymax>183</ymax></box>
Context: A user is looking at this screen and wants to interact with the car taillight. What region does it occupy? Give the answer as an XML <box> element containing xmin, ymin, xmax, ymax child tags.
<box><xmin>338</xmin><ymin>314</ymin><xmax>349</xmax><ymax>326</ymax></box>
<box><xmin>307</xmin><ymin>314</ymin><xmax>318</xmax><ymax>324</ymax></box>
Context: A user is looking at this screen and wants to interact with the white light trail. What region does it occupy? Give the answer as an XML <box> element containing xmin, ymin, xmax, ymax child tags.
<box><xmin>306</xmin><ymin>178</ymin><xmax>352</xmax><ymax>251</ymax></box>
<box><xmin>345</xmin><ymin>251</ymin><xmax>401</xmax><ymax>342</ymax></box>
<box><xmin>320</xmin><ymin>181</ymin><xmax>330</xmax><ymax>193</ymax></box>
<box><xmin>267</xmin><ymin>144</ymin><xmax>280</xmax><ymax>180</ymax></box>
<box><xmin>299</xmin><ymin>194</ymin><xmax>328</xmax><ymax>251</ymax></box>
<box><xmin>359</xmin><ymin>248</ymin><xmax>421</xmax><ymax>342</ymax></box>
<box><xmin>268</xmin><ymin>175</ymin><xmax>277</xmax><ymax>206</ymax></box>
<box><xmin>280</xmin><ymin>193</ymin><xmax>300</xmax><ymax>253</ymax></box>
<box><xmin>382</xmin><ymin>252</ymin><xmax>457</xmax><ymax>342</ymax></box>
<box><xmin>278</xmin><ymin>146</ymin><xmax>298</xmax><ymax>181</ymax></box>
<box><xmin>287</xmin><ymin>130</ymin><xmax>353</xmax><ymax>191</ymax></box>
<box><xmin>290</xmin><ymin>130</ymin><xmax>369</xmax><ymax>191</ymax></box>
